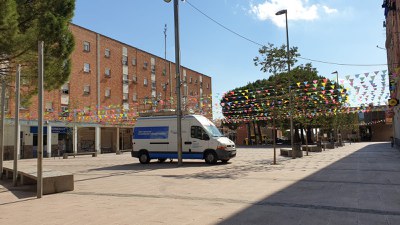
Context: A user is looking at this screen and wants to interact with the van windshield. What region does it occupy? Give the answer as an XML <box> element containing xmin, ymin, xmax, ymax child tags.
<box><xmin>204</xmin><ymin>125</ymin><xmax>223</xmax><ymax>137</ymax></box>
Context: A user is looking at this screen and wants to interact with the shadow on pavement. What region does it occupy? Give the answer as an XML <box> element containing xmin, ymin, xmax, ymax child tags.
<box><xmin>217</xmin><ymin>142</ymin><xmax>400</xmax><ymax>225</ymax></box>
<box><xmin>0</xmin><ymin>178</ymin><xmax>36</xmax><ymax>202</ymax></box>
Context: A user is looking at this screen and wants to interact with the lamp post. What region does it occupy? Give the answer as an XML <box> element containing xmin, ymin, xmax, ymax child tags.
<box><xmin>332</xmin><ymin>70</ymin><xmax>339</xmax><ymax>147</ymax></box>
<box><xmin>165</xmin><ymin>0</ymin><xmax>183</xmax><ymax>165</ymax></box>
<box><xmin>276</xmin><ymin>9</ymin><xmax>295</xmax><ymax>158</ymax></box>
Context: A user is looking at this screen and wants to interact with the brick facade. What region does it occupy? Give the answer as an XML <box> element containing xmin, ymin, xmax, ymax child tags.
<box><xmin>4</xmin><ymin>23</ymin><xmax>212</xmax><ymax>122</ymax></box>
<box><xmin>383</xmin><ymin>0</ymin><xmax>400</xmax><ymax>147</ymax></box>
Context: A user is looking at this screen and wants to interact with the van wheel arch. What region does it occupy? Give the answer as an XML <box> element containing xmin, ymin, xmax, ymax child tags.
<box><xmin>204</xmin><ymin>149</ymin><xmax>218</xmax><ymax>164</ymax></box>
<box><xmin>138</xmin><ymin>149</ymin><xmax>150</xmax><ymax>164</ymax></box>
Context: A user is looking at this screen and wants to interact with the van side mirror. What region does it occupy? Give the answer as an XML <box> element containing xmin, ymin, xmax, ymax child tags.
<box><xmin>202</xmin><ymin>133</ymin><xmax>209</xmax><ymax>140</ymax></box>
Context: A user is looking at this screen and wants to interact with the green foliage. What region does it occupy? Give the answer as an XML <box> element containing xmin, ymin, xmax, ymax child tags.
<box><xmin>254</xmin><ymin>43</ymin><xmax>300</xmax><ymax>74</ymax></box>
<box><xmin>221</xmin><ymin>44</ymin><xmax>348</xmax><ymax>133</ymax></box>
<box><xmin>0</xmin><ymin>0</ymin><xmax>75</xmax><ymax>99</ymax></box>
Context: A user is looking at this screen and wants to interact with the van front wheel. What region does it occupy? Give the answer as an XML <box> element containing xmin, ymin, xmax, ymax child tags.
<box><xmin>205</xmin><ymin>151</ymin><xmax>217</xmax><ymax>164</ymax></box>
<box><xmin>139</xmin><ymin>151</ymin><xmax>150</xmax><ymax>164</ymax></box>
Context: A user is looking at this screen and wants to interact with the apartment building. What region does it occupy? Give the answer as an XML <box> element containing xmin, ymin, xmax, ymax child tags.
<box><xmin>1</xmin><ymin>23</ymin><xmax>212</xmax><ymax>159</ymax></box>
<box><xmin>382</xmin><ymin>0</ymin><xmax>400</xmax><ymax>148</ymax></box>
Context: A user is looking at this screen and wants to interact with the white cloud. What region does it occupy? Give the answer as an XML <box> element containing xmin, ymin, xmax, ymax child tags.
<box><xmin>249</xmin><ymin>0</ymin><xmax>337</xmax><ymax>27</ymax></box>
<box><xmin>323</xmin><ymin>5</ymin><xmax>338</xmax><ymax>14</ymax></box>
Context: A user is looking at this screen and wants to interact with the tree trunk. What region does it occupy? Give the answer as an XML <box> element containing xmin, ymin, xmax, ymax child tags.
<box><xmin>306</xmin><ymin>126</ymin><xmax>313</xmax><ymax>144</ymax></box>
<box><xmin>246</xmin><ymin>123</ymin><xmax>251</xmax><ymax>145</ymax></box>
<box><xmin>257</xmin><ymin>121</ymin><xmax>263</xmax><ymax>145</ymax></box>
<box><xmin>252</xmin><ymin>121</ymin><xmax>257</xmax><ymax>145</ymax></box>
<box><xmin>300</xmin><ymin>124</ymin><xmax>305</xmax><ymax>145</ymax></box>
<box><xmin>294</xmin><ymin>126</ymin><xmax>301</xmax><ymax>143</ymax></box>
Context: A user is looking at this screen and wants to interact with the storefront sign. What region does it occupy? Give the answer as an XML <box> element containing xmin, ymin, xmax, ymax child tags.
<box><xmin>30</xmin><ymin>126</ymin><xmax>69</xmax><ymax>134</ymax></box>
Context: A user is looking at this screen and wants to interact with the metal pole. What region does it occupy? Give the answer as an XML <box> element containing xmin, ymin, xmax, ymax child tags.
<box><xmin>0</xmin><ymin>79</ymin><xmax>5</xmax><ymax>179</ymax></box>
<box><xmin>173</xmin><ymin>0</ymin><xmax>183</xmax><ymax>166</ymax></box>
<box><xmin>332</xmin><ymin>71</ymin><xmax>339</xmax><ymax>147</ymax></box>
<box><xmin>13</xmin><ymin>65</ymin><xmax>21</xmax><ymax>186</ymax></box>
<box><xmin>37</xmin><ymin>41</ymin><xmax>44</xmax><ymax>198</ymax></box>
<box><xmin>164</xmin><ymin>24</ymin><xmax>168</xmax><ymax>109</ymax></box>
<box><xmin>336</xmin><ymin>71</ymin><xmax>339</xmax><ymax>147</ymax></box>
<box><xmin>284</xmin><ymin>12</ymin><xmax>295</xmax><ymax>159</ymax></box>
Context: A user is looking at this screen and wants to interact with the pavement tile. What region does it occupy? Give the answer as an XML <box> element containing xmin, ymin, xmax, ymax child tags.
<box><xmin>1</xmin><ymin>142</ymin><xmax>400</xmax><ymax>225</ymax></box>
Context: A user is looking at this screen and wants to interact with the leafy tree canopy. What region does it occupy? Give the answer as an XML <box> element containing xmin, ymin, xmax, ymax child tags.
<box><xmin>0</xmin><ymin>0</ymin><xmax>75</xmax><ymax>99</ymax></box>
<box><xmin>221</xmin><ymin>43</ymin><xmax>349</xmax><ymax>130</ymax></box>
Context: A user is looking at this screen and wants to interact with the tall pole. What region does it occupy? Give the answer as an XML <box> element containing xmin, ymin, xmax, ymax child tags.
<box><xmin>332</xmin><ymin>71</ymin><xmax>339</xmax><ymax>147</ymax></box>
<box><xmin>37</xmin><ymin>41</ymin><xmax>44</xmax><ymax>198</ymax></box>
<box><xmin>0</xmin><ymin>79</ymin><xmax>5</xmax><ymax>179</ymax></box>
<box><xmin>13</xmin><ymin>65</ymin><xmax>21</xmax><ymax>186</ymax></box>
<box><xmin>284</xmin><ymin>12</ymin><xmax>295</xmax><ymax>159</ymax></box>
<box><xmin>172</xmin><ymin>0</ymin><xmax>183</xmax><ymax>166</ymax></box>
<box><xmin>276</xmin><ymin>10</ymin><xmax>294</xmax><ymax>158</ymax></box>
<box><xmin>164</xmin><ymin>24</ymin><xmax>168</xmax><ymax>109</ymax></box>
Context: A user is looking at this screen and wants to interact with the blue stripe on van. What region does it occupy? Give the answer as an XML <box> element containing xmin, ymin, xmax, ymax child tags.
<box><xmin>149</xmin><ymin>152</ymin><xmax>203</xmax><ymax>159</ymax></box>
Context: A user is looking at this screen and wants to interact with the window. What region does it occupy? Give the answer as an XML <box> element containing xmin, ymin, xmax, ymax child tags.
<box><xmin>144</xmin><ymin>78</ymin><xmax>148</xmax><ymax>86</ymax></box>
<box><xmin>151</xmin><ymin>81</ymin><xmax>156</xmax><ymax>90</ymax></box>
<box><xmin>207</xmin><ymin>83</ymin><xmax>209</xmax><ymax>89</ymax></box>
<box><xmin>61</xmin><ymin>83</ymin><xmax>69</xmax><ymax>94</ymax></box>
<box><xmin>191</xmin><ymin>126</ymin><xmax>208</xmax><ymax>140</ymax></box>
<box><xmin>123</xmin><ymin>93</ymin><xmax>128</xmax><ymax>101</ymax></box>
<box><xmin>83</xmin><ymin>63</ymin><xmax>90</xmax><ymax>73</ymax></box>
<box><xmin>151</xmin><ymin>65</ymin><xmax>156</xmax><ymax>74</ymax></box>
<box><xmin>189</xmin><ymin>77</ymin><xmax>192</xmax><ymax>84</ymax></box>
<box><xmin>83</xmin><ymin>41</ymin><xmax>90</xmax><ymax>52</ymax></box>
<box><xmin>105</xmin><ymin>68</ymin><xmax>111</xmax><ymax>77</ymax></box>
<box><xmin>61</xmin><ymin>106</ymin><xmax>69</xmax><ymax>117</ymax></box>
<box><xmin>105</xmin><ymin>48</ymin><xmax>110</xmax><ymax>58</ymax></box>
<box><xmin>132</xmin><ymin>75</ymin><xmax>137</xmax><ymax>83</ymax></box>
<box><xmin>122</xmin><ymin>55</ymin><xmax>128</xmax><ymax>66</ymax></box>
<box><xmin>45</xmin><ymin>102</ymin><xmax>53</xmax><ymax>112</ymax></box>
<box><xmin>123</xmin><ymin>73</ymin><xmax>129</xmax><ymax>81</ymax></box>
<box><xmin>84</xmin><ymin>85</ymin><xmax>90</xmax><ymax>94</ymax></box>
<box><xmin>132</xmin><ymin>93</ymin><xmax>137</xmax><ymax>101</ymax></box>
<box><xmin>143</xmin><ymin>62</ymin><xmax>148</xmax><ymax>69</ymax></box>
<box><xmin>132</xmin><ymin>58</ymin><xmax>137</xmax><ymax>66</ymax></box>
<box><xmin>105</xmin><ymin>88</ymin><xmax>111</xmax><ymax>98</ymax></box>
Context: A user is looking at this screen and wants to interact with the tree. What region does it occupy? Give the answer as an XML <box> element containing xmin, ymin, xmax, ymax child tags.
<box><xmin>0</xmin><ymin>0</ymin><xmax>75</xmax><ymax>103</ymax></box>
<box><xmin>221</xmin><ymin>44</ymin><xmax>349</xmax><ymax>144</ymax></box>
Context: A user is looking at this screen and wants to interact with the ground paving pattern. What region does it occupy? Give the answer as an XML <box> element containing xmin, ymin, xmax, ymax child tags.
<box><xmin>1</xmin><ymin>142</ymin><xmax>400</xmax><ymax>225</ymax></box>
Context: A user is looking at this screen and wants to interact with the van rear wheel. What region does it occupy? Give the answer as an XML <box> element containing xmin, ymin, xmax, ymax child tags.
<box><xmin>139</xmin><ymin>151</ymin><xmax>150</xmax><ymax>164</ymax></box>
<box><xmin>205</xmin><ymin>151</ymin><xmax>217</xmax><ymax>164</ymax></box>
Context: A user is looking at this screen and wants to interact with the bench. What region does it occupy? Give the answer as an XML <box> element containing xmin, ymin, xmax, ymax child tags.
<box><xmin>101</xmin><ymin>147</ymin><xmax>112</xmax><ymax>154</ymax></box>
<box><xmin>63</xmin><ymin>151</ymin><xmax>97</xmax><ymax>159</ymax></box>
<box><xmin>301</xmin><ymin>145</ymin><xmax>322</xmax><ymax>152</ymax></box>
<box><xmin>116</xmin><ymin>149</ymin><xmax>132</xmax><ymax>155</ymax></box>
<box><xmin>2</xmin><ymin>166</ymin><xmax>74</xmax><ymax>195</ymax></box>
<box><xmin>323</xmin><ymin>142</ymin><xmax>335</xmax><ymax>149</ymax></box>
<box><xmin>280</xmin><ymin>148</ymin><xmax>303</xmax><ymax>157</ymax></box>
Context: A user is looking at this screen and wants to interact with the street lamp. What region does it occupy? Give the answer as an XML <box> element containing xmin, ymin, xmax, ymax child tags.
<box><xmin>165</xmin><ymin>0</ymin><xmax>183</xmax><ymax>165</ymax></box>
<box><xmin>276</xmin><ymin>9</ymin><xmax>295</xmax><ymax>158</ymax></box>
<box><xmin>332</xmin><ymin>70</ymin><xmax>339</xmax><ymax>147</ymax></box>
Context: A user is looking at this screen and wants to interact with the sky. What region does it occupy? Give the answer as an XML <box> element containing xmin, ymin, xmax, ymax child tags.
<box><xmin>72</xmin><ymin>0</ymin><xmax>388</xmax><ymax>119</ymax></box>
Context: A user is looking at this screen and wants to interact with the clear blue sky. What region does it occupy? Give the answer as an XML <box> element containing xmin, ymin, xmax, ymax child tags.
<box><xmin>72</xmin><ymin>0</ymin><xmax>388</xmax><ymax>119</ymax></box>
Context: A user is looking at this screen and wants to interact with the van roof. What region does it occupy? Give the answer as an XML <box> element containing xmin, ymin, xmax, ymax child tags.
<box><xmin>136</xmin><ymin>114</ymin><xmax>202</xmax><ymax>121</ymax></box>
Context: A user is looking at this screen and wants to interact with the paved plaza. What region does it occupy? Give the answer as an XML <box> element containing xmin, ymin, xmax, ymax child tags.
<box><xmin>1</xmin><ymin>142</ymin><xmax>400</xmax><ymax>225</ymax></box>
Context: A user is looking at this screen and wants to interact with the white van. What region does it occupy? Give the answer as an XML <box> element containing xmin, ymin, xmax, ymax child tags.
<box><xmin>131</xmin><ymin>114</ymin><xmax>236</xmax><ymax>164</ymax></box>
